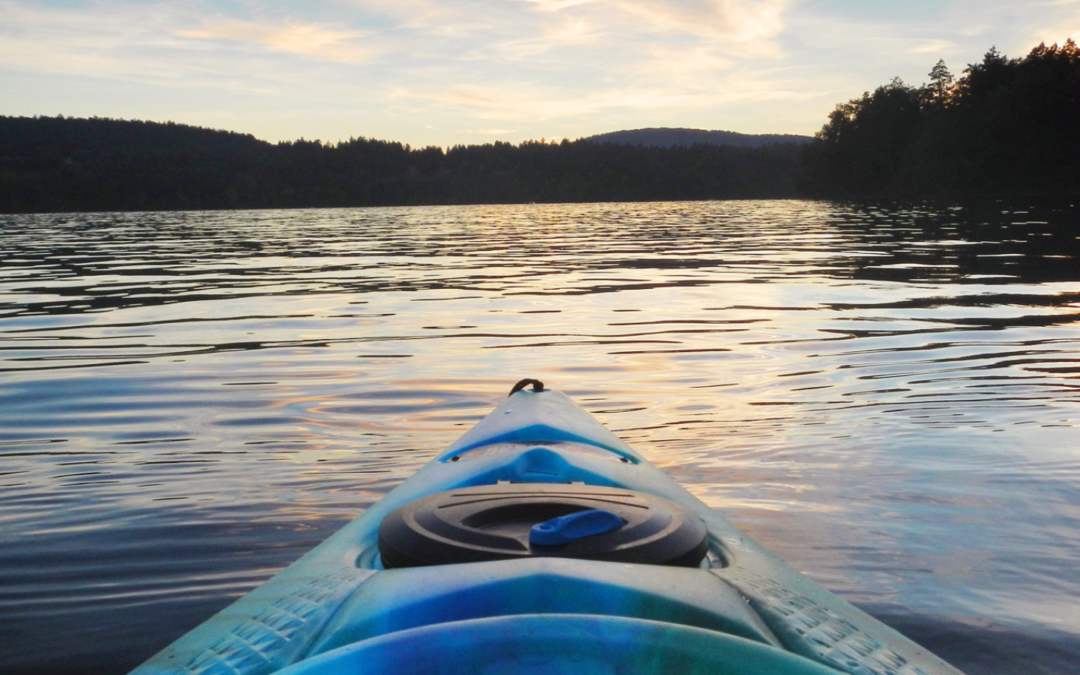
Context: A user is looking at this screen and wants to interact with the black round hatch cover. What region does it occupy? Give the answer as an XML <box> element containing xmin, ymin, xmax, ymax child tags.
<box><xmin>377</xmin><ymin>483</ymin><xmax>708</xmax><ymax>569</ymax></box>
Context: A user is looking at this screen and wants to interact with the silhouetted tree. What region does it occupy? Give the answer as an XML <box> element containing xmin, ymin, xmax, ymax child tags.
<box><xmin>925</xmin><ymin>59</ymin><xmax>954</xmax><ymax>106</ymax></box>
<box><xmin>801</xmin><ymin>78</ymin><xmax>922</xmax><ymax>196</ymax></box>
<box><xmin>803</xmin><ymin>38</ymin><xmax>1080</xmax><ymax>197</ymax></box>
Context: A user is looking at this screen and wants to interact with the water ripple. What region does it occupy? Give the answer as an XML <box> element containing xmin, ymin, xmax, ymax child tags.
<box><xmin>1</xmin><ymin>200</ymin><xmax>1079</xmax><ymax>675</ymax></box>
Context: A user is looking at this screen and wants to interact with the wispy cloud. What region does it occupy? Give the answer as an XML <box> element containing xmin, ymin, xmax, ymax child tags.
<box><xmin>0</xmin><ymin>3</ymin><xmax>239</xmax><ymax>82</ymax></box>
<box><xmin>641</xmin><ymin>45</ymin><xmax>734</xmax><ymax>76</ymax></box>
<box><xmin>398</xmin><ymin>72</ymin><xmax>819</xmax><ymax>124</ymax></box>
<box><xmin>606</xmin><ymin>0</ymin><xmax>787</xmax><ymax>44</ymax></box>
<box><xmin>519</xmin><ymin>0</ymin><xmax>599</xmax><ymax>12</ymax></box>
<box><xmin>3</xmin><ymin>0</ymin><xmax>1076</xmax><ymax>146</ymax></box>
<box><xmin>909</xmin><ymin>40</ymin><xmax>955</xmax><ymax>55</ymax></box>
<box><xmin>0</xmin><ymin>0</ymin><xmax>385</xmax><ymax>96</ymax></box>
<box><xmin>178</xmin><ymin>18</ymin><xmax>377</xmax><ymax>63</ymax></box>
<box><xmin>462</xmin><ymin>128</ymin><xmax>523</xmax><ymax>135</ymax></box>
<box><xmin>517</xmin><ymin>0</ymin><xmax>788</xmax><ymax>45</ymax></box>
<box><xmin>1029</xmin><ymin>0</ymin><xmax>1080</xmax><ymax>47</ymax></box>
<box><xmin>457</xmin><ymin>18</ymin><xmax>605</xmax><ymax>63</ymax></box>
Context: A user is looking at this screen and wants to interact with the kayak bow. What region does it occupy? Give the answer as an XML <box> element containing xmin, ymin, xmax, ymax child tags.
<box><xmin>131</xmin><ymin>381</ymin><xmax>964</xmax><ymax>675</ymax></box>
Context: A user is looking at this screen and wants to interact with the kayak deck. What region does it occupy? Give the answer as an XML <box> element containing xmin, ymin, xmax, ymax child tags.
<box><xmin>131</xmin><ymin>385</ymin><xmax>964</xmax><ymax>675</ymax></box>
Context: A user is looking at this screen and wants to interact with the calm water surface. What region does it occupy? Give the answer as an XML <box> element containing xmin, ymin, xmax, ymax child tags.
<box><xmin>1</xmin><ymin>200</ymin><xmax>1078</xmax><ymax>675</ymax></box>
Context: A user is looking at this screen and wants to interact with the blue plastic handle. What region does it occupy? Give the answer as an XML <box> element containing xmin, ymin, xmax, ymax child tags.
<box><xmin>529</xmin><ymin>509</ymin><xmax>623</xmax><ymax>546</ymax></box>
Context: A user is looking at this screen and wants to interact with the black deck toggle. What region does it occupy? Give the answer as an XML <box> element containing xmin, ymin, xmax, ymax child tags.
<box><xmin>508</xmin><ymin>378</ymin><xmax>545</xmax><ymax>396</ymax></box>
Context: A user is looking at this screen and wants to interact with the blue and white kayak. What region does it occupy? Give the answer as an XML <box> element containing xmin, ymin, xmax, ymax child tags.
<box><xmin>131</xmin><ymin>380</ymin><xmax>964</xmax><ymax>675</ymax></box>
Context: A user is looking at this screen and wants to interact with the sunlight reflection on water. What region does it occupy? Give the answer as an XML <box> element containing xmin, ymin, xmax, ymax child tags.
<box><xmin>1</xmin><ymin>199</ymin><xmax>1079</xmax><ymax>674</ymax></box>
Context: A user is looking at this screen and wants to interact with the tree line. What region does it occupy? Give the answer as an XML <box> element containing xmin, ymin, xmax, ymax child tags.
<box><xmin>0</xmin><ymin>117</ymin><xmax>801</xmax><ymax>213</ymax></box>
<box><xmin>1</xmin><ymin>39</ymin><xmax>1077</xmax><ymax>214</ymax></box>
<box><xmin>802</xmin><ymin>39</ymin><xmax>1080</xmax><ymax>197</ymax></box>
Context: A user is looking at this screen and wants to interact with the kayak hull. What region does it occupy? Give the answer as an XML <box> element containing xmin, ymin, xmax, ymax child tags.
<box><xmin>131</xmin><ymin>387</ymin><xmax>964</xmax><ymax>675</ymax></box>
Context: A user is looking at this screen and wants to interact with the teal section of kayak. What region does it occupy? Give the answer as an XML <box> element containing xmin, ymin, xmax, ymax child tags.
<box><xmin>277</xmin><ymin>615</ymin><xmax>842</xmax><ymax>675</ymax></box>
<box><xmin>304</xmin><ymin>558</ymin><xmax>779</xmax><ymax>656</ymax></box>
<box><xmin>130</xmin><ymin>387</ymin><xmax>965</xmax><ymax>675</ymax></box>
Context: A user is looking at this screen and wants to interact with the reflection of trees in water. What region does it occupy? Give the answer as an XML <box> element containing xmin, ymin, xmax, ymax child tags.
<box><xmin>803</xmin><ymin>39</ymin><xmax>1080</xmax><ymax>198</ymax></box>
<box><xmin>831</xmin><ymin>200</ymin><xmax>1080</xmax><ymax>285</ymax></box>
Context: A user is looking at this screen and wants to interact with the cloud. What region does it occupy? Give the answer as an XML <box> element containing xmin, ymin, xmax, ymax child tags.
<box><xmin>462</xmin><ymin>128</ymin><xmax>523</xmax><ymax>134</ymax></box>
<box><xmin>339</xmin><ymin>0</ymin><xmax>462</xmax><ymax>30</ymax></box>
<box><xmin>641</xmin><ymin>45</ymin><xmax>734</xmax><ymax>76</ymax></box>
<box><xmin>517</xmin><ymin>0</ymin><xmax>787</xmax><ymax>45</ymax></box>
<box><xmin>26</xmin><ymin>0</ymin><xmax>1062</xmax><ymax>146</ymax></box>
<box><xmin>520</xmin><ymin>0</ymin><xmax>599</xmax><ymax>12</ymax></box>
<box><xmin>1028</xmin><ymin>1</ymin><xmax>1080</xmax><ymax>47</ymax></box>
<box><xmin>0</xmin><ymin>0</ymin><xmax>385</xmax><ymax>97</ymax></box>
<box><xmin>456</xmin><ymin>19</ymin><xmax>605</xmax><ymax>64</ymax></box>
<box><xmin>0</xmin><ymin>2</ymin><xmax>194</xmax><ymax>80</ymax></box>
<box><xmin>397</xmin><ymin>71</ymin><xmax>820</xmax><ymax>125</ymax></box>
<box><xmin>908</xmin><ymin>40</ymin><xmax>954</xmax><ymax>55</ymax></box>
<box><xmin>177</xmin><ymin>18</ymin><xmax>377</xmax><ymax>63</ymax></box>
<box><xmin>608</xmin><ymin>0</ymin><xmax>787</xmax><ymax>43</ymax></box>
<box><xmin>395</xmin><ymin>84</ymin><xmax>659</xmax><ymax>121</ymax></box>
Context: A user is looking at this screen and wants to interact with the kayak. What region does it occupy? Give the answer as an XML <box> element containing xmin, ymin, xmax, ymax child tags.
<box><xmin>131</xmin><ymin>379</ymin><xmax>965</xmax><ymax>675</ymax></box>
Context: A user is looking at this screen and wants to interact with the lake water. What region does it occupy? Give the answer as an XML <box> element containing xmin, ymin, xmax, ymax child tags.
<box><xmin>1</xmin><ymin>200</ymin><xmax>1078</xmax><ymax>675</ymax></box>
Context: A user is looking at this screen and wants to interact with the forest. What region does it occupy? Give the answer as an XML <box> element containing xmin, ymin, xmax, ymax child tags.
<box><xmin>0</xmin><ymin>117</ymin><xmax>802</xmax><ymax>213</ymax></box>
<box><xmin>802</xmin><ymin>39</ymin><xmax>1080</xmax><ymax>197</ymax></box>
<box><xmin>0</xmin><ymin>39</ymin><xmax>1077</xmax><ymax>214</ymax></box>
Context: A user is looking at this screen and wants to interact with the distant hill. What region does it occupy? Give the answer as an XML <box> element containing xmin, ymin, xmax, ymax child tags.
<box><xmin>586</xmin><ymin>128</ymin><xmax>813</xmax><ymax>148</ymax></box>
<box><xmin>0</xmin><ymin>116</ymin><xmax>805</xmax><ymax>213</ymax></box>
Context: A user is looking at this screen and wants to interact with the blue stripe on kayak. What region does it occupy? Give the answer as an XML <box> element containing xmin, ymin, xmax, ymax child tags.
<box><xmin>437</xmin><ymin>424</ymin><xmax>639</xmax><ymax>463</ymax></box>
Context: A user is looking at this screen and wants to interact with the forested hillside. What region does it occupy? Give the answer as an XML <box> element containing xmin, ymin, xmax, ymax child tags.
<box><xmin>0</xmin><ymin>118</ymin><xmax>802</xmax><ymax>213</ymax></box>
<box><xmin>801</xmin><ymin>39</ymin><xmax>1080</xmax><ymax>197</ymax></box>
<box><xmin>586</xmin><ymin>128</ymin><xmax>812</xmax><ymax>148</ymax></box>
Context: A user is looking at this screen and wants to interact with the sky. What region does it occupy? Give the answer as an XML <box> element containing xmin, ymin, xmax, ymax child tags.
<box><xmin>2</xmin><ymin>0</ymin><xmax>1078</xmax><ymax>147</ymax></box>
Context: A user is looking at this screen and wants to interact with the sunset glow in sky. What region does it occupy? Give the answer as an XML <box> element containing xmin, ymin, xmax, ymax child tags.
<box><xmin>3</xmin><ymin>0</ymin><xmax>1078</xmax><ymax>146</ymax></box>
